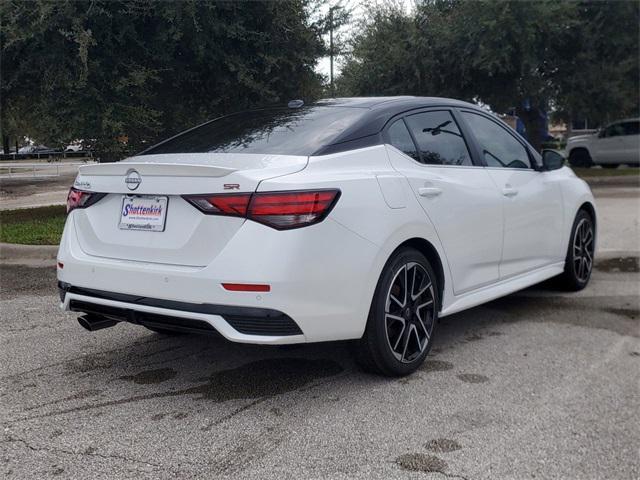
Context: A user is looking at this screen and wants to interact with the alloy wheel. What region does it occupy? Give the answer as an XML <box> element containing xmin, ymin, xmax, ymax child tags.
<box><xmin>573</xmin><ymin>218</ymin><xmax>594</xmax><ymax>283</ymax></box>
<box><xmin>384</xmin><ymin>262</ymin><xmax>436</xmax><ymax>363</ymax></box>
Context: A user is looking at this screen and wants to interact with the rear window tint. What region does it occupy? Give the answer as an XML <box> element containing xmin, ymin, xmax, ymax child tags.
<box><xmin>405</xmin><ymin>111</ymin><xmax>472</xmax><ymax>166</ymax></box>
<box><xmin>141</xmin><ymin>106</ymin><xmax>367</xmax><ymax>156</ymax></box>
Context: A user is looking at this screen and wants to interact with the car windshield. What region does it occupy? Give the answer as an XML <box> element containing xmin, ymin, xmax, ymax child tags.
<box><xmin>140</xmin><ymin>106</ymin><xmax>367</xmax><ymax>156</ymax></box>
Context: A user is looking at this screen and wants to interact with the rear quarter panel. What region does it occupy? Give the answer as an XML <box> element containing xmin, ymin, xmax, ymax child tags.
<box><xmin>257</xmin><ymin>145</ymin><xmax>453</xmax><ymax>336</ymax></box>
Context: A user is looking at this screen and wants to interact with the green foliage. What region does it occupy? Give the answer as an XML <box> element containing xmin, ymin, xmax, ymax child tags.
<box><xmin>0</xmin><ymin>205</ymin><xmax>67</xmax><ymax>245</ymax></box>
<box><xmin>1</xmin><ymin>0</ymin><xmax>325</xmax><ymax>158</ymax></box>
<box><xmin>338</xmin><ymin>0</ymin><xmax>639</xmax><ymax>149</ymax></box>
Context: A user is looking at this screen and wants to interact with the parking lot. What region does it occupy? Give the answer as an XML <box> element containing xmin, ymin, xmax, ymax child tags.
<box><xmin>1</xmin><ymin>184</ymin><xmax>639</xmax><ymax>479</ymax></box>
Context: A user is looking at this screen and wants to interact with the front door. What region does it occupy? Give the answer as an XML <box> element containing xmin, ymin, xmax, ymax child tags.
<box><xmin>592</xmin><ymin>122</ymin><xmax>627</xmax><ymax>165</ymax></box>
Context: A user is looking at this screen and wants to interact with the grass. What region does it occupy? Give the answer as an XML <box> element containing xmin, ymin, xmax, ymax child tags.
<box><xmin>0</xmin><ymin>205</ymin><xmax>66</xmax><ymax>245</ymax></box>
<box><xmin>571</xmin><ymin>166</ymin><xmax>640</xmax><ymax>178</ymax></box>
<box><xmin>0</xmin><ymin>164</ymin><xmax>636</xmax><ymax>246</ymax></box>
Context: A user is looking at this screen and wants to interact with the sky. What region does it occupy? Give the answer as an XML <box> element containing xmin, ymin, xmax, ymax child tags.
<box><xmin>314</xmin><ymin>0</ymin><xmax>415</xmax><ymax>79</ymax></box>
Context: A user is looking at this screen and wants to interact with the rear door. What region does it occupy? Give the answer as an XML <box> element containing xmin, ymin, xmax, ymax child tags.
<box><xmin>458</xmin><ymin>110</ymin><xmax>564</xmax><ymax>279</ymax></box>
<box><xmin>385</xmin><ymin>110</ymin><xmax>504</xmax><ymax>295</ymax></box>
<box><xmin>72</xmin><ymin>153</ymin><xmax>307</xmax><ymax>266</ymax></box>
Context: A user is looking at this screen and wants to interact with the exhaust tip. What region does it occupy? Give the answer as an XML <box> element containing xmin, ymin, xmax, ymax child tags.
<box><xmin>78</xmin><ymin>315</ymin><xmax>118</xmax><ymax>332</ymax></box>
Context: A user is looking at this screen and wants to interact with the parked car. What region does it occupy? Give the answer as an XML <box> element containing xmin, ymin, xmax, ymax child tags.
<box><xmin>567</xmin><ymin>118</ymin><xmax>639</xmax><ymax>168</ymax></box>
<box><xmin>65</xmin><ymin>142</ymin><xmax>84</xmax><ymax>152</ymax></box>
<box><xmin>17</xmin><ymin>144</ymin><xmax>52</xmax><ymax>154</ymax></box>
<box><xmin>57</xmin><ymin>97</ymin><xmax>596</xmax><ymax>376</ymax></box>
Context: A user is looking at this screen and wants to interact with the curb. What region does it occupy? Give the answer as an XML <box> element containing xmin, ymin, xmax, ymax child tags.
<box><xmin>0</xmin><ymin>242</ymin><xmax>58</xmax><ymax>266</ymax></box>
<box><xmin>582</xmin><ymin>175</ymin><xmax>639</xmax><ymax>188</ymax></box>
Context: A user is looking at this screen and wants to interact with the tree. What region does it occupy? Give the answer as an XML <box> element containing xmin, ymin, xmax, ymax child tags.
<box><xmin>338</xmin><ymin>0</ymin><xmax>640</xmax><ymax>151</ymax></box>
<box><xmin>337</xmin><ymin>4</ymin><xmax>423</xmax><ymax>96</ymax></box>
<box><xmin>552</xmin><ymin>2</ymin><xmax>640</xmax><ymax>128</ymax></box>
<box><xmin>1</xmin><ymin>0</ymin><xmax>326</xmax><ymax>157</ymax></box>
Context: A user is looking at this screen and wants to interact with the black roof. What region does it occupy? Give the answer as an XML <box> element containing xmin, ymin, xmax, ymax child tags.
<box><xmin>140</xmin><ymin>96</ymin><xmax>482</xmax><ymax>157</ymax></box>
<box><xmin>313</xmin><ymin>96</ymin><xmax>479</xmax><ymax>150</ymax></box>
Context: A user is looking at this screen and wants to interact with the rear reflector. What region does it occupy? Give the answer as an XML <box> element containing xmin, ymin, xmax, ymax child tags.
<box><xmin>66</xmin><ymin>187</ymin><xmax>106</xmax><ymax>213</ymax></box>
<box><xmin>183</xmin><ymin>189</ymin><xmax>340</xmax><ymax>230</ymax></box>
<box><xmin>222</xmin><ymin>283</ymin><xmax>271</xmax><ymax>292</ymax></box>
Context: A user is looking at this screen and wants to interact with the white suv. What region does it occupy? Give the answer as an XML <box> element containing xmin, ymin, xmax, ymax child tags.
<box><xmin>567</xmin><ymin>118</ymin><xmax>639</xmax><ymax>168</ymax></box>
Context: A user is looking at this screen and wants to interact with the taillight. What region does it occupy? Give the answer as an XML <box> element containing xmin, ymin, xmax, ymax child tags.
<box><xmin>182</xmin><ymin>189</ymin><xmax>340</xmax><ymax>230</ymax></box>
<box><xmin>66</xmin><ymin>187</ymin><xmax>106</xmax><ymax>213</ymax></box>
<box><xmin>248</xmin><ymin>190</ymin><xmax>340</xmax><ymax>229</ymax></box>
<box><xmin>183</xmin><ymin>193</ymin><xmax>251</xmax><ymax>216</ymax></box>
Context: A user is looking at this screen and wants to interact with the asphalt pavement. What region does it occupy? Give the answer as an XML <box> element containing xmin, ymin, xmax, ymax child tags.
<box><xmin>1</xmin><ymin>186</ymin><xmax>639</xmax><ymax>480</ymax></box>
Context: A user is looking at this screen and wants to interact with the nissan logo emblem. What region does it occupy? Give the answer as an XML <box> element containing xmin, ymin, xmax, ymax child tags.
<box><xmin>125</xmin><ymin>169</ymin><xmax>142</xmax><ymax>191</ymax></box>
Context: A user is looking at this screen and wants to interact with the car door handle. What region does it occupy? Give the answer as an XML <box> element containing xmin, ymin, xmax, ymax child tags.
<box><xmin>502</xmin><ymin>187</ymin><xmax>518</xmax><ymax>197</ymax></box>
<box><xmin>418</xmin><ymin>187</ymin><xmax>442</xmax><ymax>198</ymax></box>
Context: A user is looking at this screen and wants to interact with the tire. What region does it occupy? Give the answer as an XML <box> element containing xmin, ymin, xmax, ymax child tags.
<box><xmin>601</xmin><ymin>164</ymin><xmax>619</xmax><ymax>169</ymax></box>
<box><xmin>568</xmin><ymin>149</ymin><xmax>593</xmax><ymax>168</ymax></box>
<box><xmin>355</xmin><ymin>247</ymin><xmax>439</xmax><ymax>377</ymax></box>
<box><xmin>557</xmin><ymin>210</ymin><xmax>595</xmax><ymax>291</ymax></box>
<box><xmin>144</xmin><ymin>325</ymin><xmax>184</xmax><ymax>335</ymax></box>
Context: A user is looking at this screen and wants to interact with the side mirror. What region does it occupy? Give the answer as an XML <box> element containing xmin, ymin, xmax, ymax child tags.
<box><xmin>541</xmin><ymin>149</ymin><xmax>565</xmax><ymax>171</ymax></box>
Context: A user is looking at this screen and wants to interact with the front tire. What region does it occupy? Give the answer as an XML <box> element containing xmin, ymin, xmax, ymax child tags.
<box><xmin>558</xmin><ymin>210</ymin><xmax>595</xmax><ymax>291</ymax></box>
<box><xmin>568</xmin><ymin>149</ymin><xmax>593</xmax><ymax>168</ymax></box>
<box><xmin>356</xmin><ymin>247</ymin><xmax>438</xmax><ymax>376</ymax></box>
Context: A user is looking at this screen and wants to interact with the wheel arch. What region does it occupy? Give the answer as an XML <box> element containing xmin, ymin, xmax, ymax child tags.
<box><xmin>392</xmin><ymin>237</ymin><xmax>445</xmax><ymax>311</ymax></box>
<box><xmin>568</xmin><ymin>146</ymin><xmax>593</xmax><ymax>166</ymax></box>
<box><xmin>578</xmin><ymin>201</ymin><xmax>597</xmax><ymax>245</ymax></box>
<box><xmin>578</xmin><ymin>201</ymin><xmax>596</xmax><ymax>226</ymax></box>
<box><xmin>568</xmin><ymin>146</ymin><xmax>591</xmax><ymax>157</ymax></box>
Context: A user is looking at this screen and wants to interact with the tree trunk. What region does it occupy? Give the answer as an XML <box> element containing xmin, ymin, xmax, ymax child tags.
<box><xmin>2</xmin><ymin>135</ymin><xmax>9</xmax><ymax>154</ymax></box>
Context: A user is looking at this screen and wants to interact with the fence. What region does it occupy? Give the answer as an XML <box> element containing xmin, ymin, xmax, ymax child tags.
<box><xmin>0</xmin><ymin>150</ymin><xmax>94</xmax><ymax>162</ymax></box>
<box><xmin>0</xmin><ymin>161</ymin><xmax>93</xmax><ymax>178</ymax></box>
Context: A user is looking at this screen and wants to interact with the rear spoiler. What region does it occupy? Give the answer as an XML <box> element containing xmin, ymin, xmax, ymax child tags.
<box><xmin>79</xmin><ymin>162</ymin><xmax>236</xmax><ymax>178</ymax></box>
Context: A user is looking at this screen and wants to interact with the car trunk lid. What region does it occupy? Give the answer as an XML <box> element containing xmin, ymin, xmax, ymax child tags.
<box><xmin>72</xmin><ymin>153</ymin><xmax>307</xmax><ymax>266</ymax></box>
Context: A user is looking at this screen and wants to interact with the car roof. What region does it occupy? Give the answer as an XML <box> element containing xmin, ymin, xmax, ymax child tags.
<box><xmin>313</xmin><ymin>96</ymin><xmax>480</xmax><ymax>150</ymax></box>
<box><xmin>316</xmin><ymin>96</ymin><xmax>476</xmax><ymax>111</ymax></box>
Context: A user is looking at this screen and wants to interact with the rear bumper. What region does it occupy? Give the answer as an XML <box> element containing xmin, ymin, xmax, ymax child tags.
<box><xmin>57</xmin><ymin>211</ymin><xmax>381</xmax><ymax>344</ymax></box>
<box><xmin>60</xmin><ymin>282</ymin><xmax>304</xmax><ymax>342</ymax></box>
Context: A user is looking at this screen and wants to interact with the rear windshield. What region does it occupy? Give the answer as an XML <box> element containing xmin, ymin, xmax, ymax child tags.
<box><xmin>140</xmin><ymin>106</ymin><xmax>367</xmax><ymax>156</ymax></box>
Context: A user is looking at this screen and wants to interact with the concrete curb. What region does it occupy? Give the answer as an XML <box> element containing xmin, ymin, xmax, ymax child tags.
<box><xmin>582</xmin><ymin>175</ymin><xmax>639</xmax><ymax>188</ymax></box>
<box><xmin>0</xmin><ymin>242</ymin><xmax>58</xmax><ymax>266</ymax></box>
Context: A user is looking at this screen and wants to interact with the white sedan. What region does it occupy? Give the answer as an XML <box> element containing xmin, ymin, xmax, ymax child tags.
<box><xmin>567</xmin><ymin>118</ymin><xmax>640</xmax><ymax>168</ymax></box>
<box><xmin>57</xmin><ymin>97</ymin><xmax>596</xmax><ymax>376</ymax></box>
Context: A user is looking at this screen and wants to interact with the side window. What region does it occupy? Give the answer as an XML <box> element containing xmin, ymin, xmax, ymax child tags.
<box><xmin>603</xmin><ymin>123</ymin><xmax>625</xmax><ymax>138</ymax></box>
<box><xmin>387</xmin><ymin>119</ymin><xmax>419</xmax><ymax>161</ymax></box>
<box><xmin>622</xmin><ymin>121</ymin><xmax>639</xmax><ymax>136</ymax></box>
<box><xmin>461</xmin><ymin>112</ymin><xmax>531</xmax><ymax>169</ymax></box>
<box><xmin>404</xmin><ymin>111</ymin><xmax>472</xmax><ymax>166</ymax></box>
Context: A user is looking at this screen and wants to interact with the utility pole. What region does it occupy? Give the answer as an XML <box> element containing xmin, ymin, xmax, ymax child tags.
<box><xmin>329</xmin><ymin>7</ymin><xmax>334</xmax><ymax>97</ymax></box>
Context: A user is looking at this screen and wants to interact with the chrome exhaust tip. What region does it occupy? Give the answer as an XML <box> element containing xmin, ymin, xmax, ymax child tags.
<box><xmin>77</xmin><ymin>314</ymin><xmax>118</xmax><ymax>332</ymax></box>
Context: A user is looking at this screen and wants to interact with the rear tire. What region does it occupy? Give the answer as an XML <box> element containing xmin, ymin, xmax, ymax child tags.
<box><xmin>557</xmin><ymin>210</ymin><xmax>595</xmax><ymax>291</ymax></box>
<box><xmin>355</xmin><ymin>247</ymin><xmax>439</xmax><ymax>377</ymax></box>
<box><xmin>601</xmin><ymin>164</ymin><xmax>619</xmax><ymax>169</ymax></box>
<box><xmin>568</xmin><ymin>149</ymin><xmax>593</xmax><ymax>168</ymax></box>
